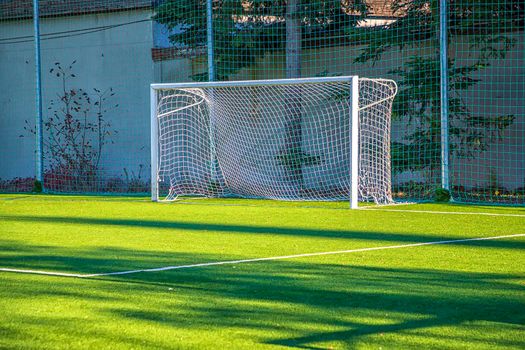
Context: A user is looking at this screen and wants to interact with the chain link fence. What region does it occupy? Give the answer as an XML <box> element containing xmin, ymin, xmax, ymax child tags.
<box><xmin>0</xmin><ymin>0</ymin><xmax>523</xmax><ymax>205</ymax></box>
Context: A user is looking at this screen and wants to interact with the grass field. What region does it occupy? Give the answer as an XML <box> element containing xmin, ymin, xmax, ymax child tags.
<box><xmin>0</xmin><ymin>194</ymin><xmax>524</xmax><ymax>349</ymax></box>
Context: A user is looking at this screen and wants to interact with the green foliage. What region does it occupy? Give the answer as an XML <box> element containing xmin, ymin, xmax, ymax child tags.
<box><xmin>434</xmin><ymin>187</ymin><xmax>451</xmax><ymax>202</ymax></box>
<box><xmin>32</xmin><ymin>180</ymin><xmax>43</xmax><ymax>193</ymax></box>
<box><xmin>154</xmin><ymin>0</ymin><xmax>369</xmax><ymax>80</ymax></box>
<box><xmin>355</xmin><ymin>0</ymin><xmax>519</xmax><ymax>174</ymax></box>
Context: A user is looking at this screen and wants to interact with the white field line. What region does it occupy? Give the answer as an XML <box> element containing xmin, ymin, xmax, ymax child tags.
<box><xmin>1</xmin><ymin>234</ymin><xmax>524</xmax><ymax>279</ymax></box>
<box><xmin>166</xmin><ymin>200</ymin><xmax>525</xmax><ymax>217</ymax></box>
<box><xmin>0</xmin><ymin>268</ymin><xmax>85</xmax><ymax>278</ymax></box>
<box><xmin>360</xmin><ymin>208</ymin><xmax>525</xmax><ymax>217</ymax></box>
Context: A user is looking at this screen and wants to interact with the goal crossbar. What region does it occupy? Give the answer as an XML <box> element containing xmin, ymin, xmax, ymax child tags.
<box><xmin>151</xmin><ymin>76</ymin><xmax>358</xmax><ymax>90</ymax></box>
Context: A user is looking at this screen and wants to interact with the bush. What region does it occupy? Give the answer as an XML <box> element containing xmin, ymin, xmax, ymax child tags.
<box><xmin>434</xmin><ymin>188</ymin><xmax>451</xmax><ymax>202</ymax></box>
<box><xmin>22</xmin><ymin>61</ymin><xmax>118</xmax><ymax>192</ymax></box>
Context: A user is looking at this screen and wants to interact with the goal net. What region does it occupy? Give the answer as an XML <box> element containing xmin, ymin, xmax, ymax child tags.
<box><xmin>151</xmin><ymin>77</ymin><xmax>397</xmax><ymax>207</ymax></box>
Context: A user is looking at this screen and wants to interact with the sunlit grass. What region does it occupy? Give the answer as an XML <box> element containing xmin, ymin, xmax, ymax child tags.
<box><xmin>0</xmin><ymin>195</ymin><xmax>524</xmax><ymax>349</ymax></box>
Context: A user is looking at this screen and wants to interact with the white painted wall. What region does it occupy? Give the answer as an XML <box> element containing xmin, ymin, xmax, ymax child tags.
<box><xmin>0</xmin><ymin>9</ymin><xmax>153</xmax><ymax>183</ymax></box>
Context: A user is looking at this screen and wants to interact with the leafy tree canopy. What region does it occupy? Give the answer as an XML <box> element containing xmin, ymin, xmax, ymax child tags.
<box><xmin>154</xmin><ymin>0</ymin><xmax>369</xmax><ymax>79</ymax></box>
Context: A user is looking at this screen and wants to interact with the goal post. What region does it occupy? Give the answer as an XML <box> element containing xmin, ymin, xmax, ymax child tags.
<box><xmin>150</xmin><ymin>76</ymin><xmax>397</xmax><ymax>207</ymax></box>
<box><xmin>150</xmin><ymin>85</ymin><xmax>159</xmax><ymax>202</ymax></box>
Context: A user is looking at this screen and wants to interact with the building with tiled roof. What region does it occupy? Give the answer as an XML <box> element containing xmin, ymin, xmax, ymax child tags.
<box><xmin>0</xmin><ymin>0</ymin><xmax>151</xmax><ymax>20</ymax></box>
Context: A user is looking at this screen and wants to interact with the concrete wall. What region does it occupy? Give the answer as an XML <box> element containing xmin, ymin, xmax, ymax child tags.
<box><xmin>0</xmin><ymin>9</ymin><xmax>154</xmax><ymax>183</ymax></box>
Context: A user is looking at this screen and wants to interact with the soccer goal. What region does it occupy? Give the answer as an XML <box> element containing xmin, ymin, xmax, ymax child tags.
<box><xmin>150</xmin><ymin>76</ymin><xmax>397</xmax><ymax>208</ymax></box>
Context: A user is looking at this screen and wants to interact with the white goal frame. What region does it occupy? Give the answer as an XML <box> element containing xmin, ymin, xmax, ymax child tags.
<box><xmin>151</xmin><ymin>76</ymin><xmax>362</xmax><ymax>208</ymax></box>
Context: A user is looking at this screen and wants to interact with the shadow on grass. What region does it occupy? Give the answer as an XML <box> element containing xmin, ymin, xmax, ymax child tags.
<box><xmin>2</xmin><ymin>215</ymin><xmax>525</xmax><ymax>251</ymax></box>
<box><xmin>1</xmin><ymin>242</ymin><xmax>524</xmax><ymax>348</ymax></box>
<box><xmin>1</xmin><ymin>210</ymin><xmax>524</xmax><ymax>348</ymax></box>
<box><xmin>0</xmin><ymin>240</ymin><xmax>221</xmax><ymax>274</ymax></box>
<box><xmin>106</xmin><ymin>260</ymin><xmax>525</xmax><ymax>348</ymax></box>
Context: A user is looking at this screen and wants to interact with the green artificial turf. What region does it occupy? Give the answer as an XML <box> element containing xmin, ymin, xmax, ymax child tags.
<box><xmin>0</xmin><ymin>194</ymin><xmax>524</xmax><ymax>349</ymax></box>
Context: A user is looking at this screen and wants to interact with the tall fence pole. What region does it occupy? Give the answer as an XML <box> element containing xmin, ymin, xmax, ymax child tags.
<box><xmin>206</xmin><ymin>0</ymin><xmax>219</xmax><ymax>182</ymax></box>
<box><xmin>206</xmin><ymin>0</ymin><xmax>215</xmax><ymax>81</ymax></box>
<box><xmin>33</xmin><ymin>0</ymin><xmax>44</xmax><ymax>191</ymax></box>
<box><xmin>439</xmin><ymin>0</ymin><xmax>450</xmax><ymax>192</ymax></box>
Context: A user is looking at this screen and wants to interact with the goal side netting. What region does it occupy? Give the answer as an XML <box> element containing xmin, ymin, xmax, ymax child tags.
<box><xmin>151</xmin><ymin>77</ymin><xmax>397</xmax><ymax>205</ymax></box>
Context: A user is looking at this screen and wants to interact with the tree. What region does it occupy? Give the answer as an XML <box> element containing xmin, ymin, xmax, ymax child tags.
<box><xmin>154</xmin><ymin>1</ymin><xmax>368</xmax><ymax>80</ymax></box>
<box><xmin>354</xmin><ymin>0</ymin><xmax>521</xmax><ymax>181</ymax></box>
<box><xmin>155</xmin><ymin>0</ymin><xmax>368</xmax><ymax>189</ymax></box>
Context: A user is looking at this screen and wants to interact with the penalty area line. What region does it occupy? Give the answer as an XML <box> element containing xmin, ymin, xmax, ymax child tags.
<box><xmin>1</xmin><ymin>233</ymin><xmax>524</xmax><ymax>279</ymax></box>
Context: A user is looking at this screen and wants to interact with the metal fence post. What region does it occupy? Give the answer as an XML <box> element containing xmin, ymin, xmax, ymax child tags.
<box><xmin>206</xmin><ymin>0</ymin><xmax>215</xmax><ymax>81</ymax></box>
<box><xmin>439</xmin><ymin>0</ymin><xmax>450</xmax><ymax>193</ymax></box>
<box><xmin>33</xmin><ymin>0</ymin><xmax>44</xmax><ymax>191</ymax></box>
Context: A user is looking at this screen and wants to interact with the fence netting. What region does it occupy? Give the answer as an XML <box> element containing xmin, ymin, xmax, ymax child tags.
<box><xmin>0</xmin><ymin>0</ymin><xmax>523</xmax><ymax>205</ymax></box>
